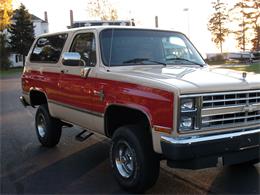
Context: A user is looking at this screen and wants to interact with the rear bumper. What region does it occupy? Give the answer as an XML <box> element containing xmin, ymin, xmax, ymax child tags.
<box><xmin>161</xmin><ymin>128</ymin><xmax>260</xmax><ymax>169</ymax></box>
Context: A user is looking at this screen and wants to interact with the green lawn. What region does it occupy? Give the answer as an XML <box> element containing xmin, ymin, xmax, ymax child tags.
<box><xmin>221</xmin><ymin>63</ymin><xmax>260</xmax><ymax>74</ymax></box>
<box><xmin>0</xmin><ymin>67</ymin><xmax>23</xmax><ymax>78</ymax></box>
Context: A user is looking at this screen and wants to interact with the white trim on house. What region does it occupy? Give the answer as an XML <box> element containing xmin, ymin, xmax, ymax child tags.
<box><xmin>9</xmin><ymin>53</ymin><xmax>24</xmax><ymax>67</ymax></box>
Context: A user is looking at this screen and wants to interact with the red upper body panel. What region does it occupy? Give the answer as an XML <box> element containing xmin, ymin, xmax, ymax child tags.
<box><xmin>22</xmin><ymin>70</ymin><xmax>174</xmax><ymax>128</ymax></box>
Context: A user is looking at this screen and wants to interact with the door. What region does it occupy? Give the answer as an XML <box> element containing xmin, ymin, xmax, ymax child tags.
<box><xmin>57</xmin><ymin>31</ymin><xmax>102</xmax><ymax>131</ymax></box>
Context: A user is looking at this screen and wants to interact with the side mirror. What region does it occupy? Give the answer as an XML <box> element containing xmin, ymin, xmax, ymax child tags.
<box><xmin>62</xmin><ymin>52</ymin><xmax>84</xmax><ymax>66</ymax></box>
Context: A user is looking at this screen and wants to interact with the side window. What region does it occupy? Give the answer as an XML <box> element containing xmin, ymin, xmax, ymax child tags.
<box><xmin>30</xmin><ymin>34</ymin><xmax>67</xmax><ymax>63</ymax></box>
<box><xmin>70</xmin><ymin>33</ymin><xmax>96</xmax><ymax>66</ymax></box>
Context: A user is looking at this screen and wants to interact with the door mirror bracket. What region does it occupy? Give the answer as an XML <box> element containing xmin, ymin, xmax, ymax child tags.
<box><xmin>80</xmin><ymin>67</ymin><xmax>91</xmax><ymax>78</ymax></box>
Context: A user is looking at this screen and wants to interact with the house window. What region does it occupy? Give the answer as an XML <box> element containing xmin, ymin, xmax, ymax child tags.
<box><xmin>15</xmin><ymin>55</ymin><xmax>23</xmax><ymax>63</ymax></box>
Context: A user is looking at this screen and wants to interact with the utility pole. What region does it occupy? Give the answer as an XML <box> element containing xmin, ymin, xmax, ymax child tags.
<box><xmin>70</xmin><ymin>10</ymin><xmax>74</xmax><ymax>28</ymax></box>
<box><xmin>183</xmin><ymin>8</ymin><xmax>190</xmax><ymax>37</ymax></box>
<box><xmin>155</xmin><ymin>16</ymin><xmax>158</xmax><ymax>28</ymax></box>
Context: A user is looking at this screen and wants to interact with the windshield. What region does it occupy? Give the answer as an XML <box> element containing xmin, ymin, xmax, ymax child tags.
<box><xmin>100</xmin><ymin>29</ymin><xmax>205</xmax><ymax>67</ymax></box>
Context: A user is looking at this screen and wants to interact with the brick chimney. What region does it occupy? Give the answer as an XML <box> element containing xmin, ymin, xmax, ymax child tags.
<box><xmin>44</xmin><ymin>11</ymin><xmax>48</xmax><ymax>23</ymax></box>
<box><xmin>70</xmin><ymin>10</ymin><xmax>74</xmax><ymax>27</ymax></box>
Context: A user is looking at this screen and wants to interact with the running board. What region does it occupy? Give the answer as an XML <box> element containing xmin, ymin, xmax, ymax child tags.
<box><xmin>75</xmin><ymin>130</ymin><xmax>94</xmax><ymax>142</ymax></box>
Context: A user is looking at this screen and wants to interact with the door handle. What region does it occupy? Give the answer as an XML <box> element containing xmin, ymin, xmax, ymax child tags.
<box><xmin>61</xmin><ymin>69</ymin><xmax>68</xmax><ymax>73</ymax></box>
<box><xmin>93</xmin><ymin>89</ymin><xmax>105</xmax><ymax>101</ymax></box>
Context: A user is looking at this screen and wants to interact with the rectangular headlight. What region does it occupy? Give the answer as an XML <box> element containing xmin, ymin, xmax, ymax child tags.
<box><xmin>180</xmin><ymin>116</ymin><xmax>194</xmax><ymax>130</ymax></box>
<box><xmin>181</xmin><ymin>98</ymin><xmax>195</xmax><ymax>111</ymax></box>
<box><xmin>179</xmin><ymin>97</ymin><xmax>200</xmax><ymax>132</ymax></box>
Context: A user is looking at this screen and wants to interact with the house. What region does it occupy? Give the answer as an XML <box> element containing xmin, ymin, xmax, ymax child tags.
<box><xmin>7</xmin><ymin>11</ymin><xmax>49</xmax><ymax>67</ymax></box>
<box><xmin>206</xmin><ymin>52</ymin><xmax>254</xmax><ymax>63</ymax></box>
<box><xmin>31</xmin><ymin>13</ymin><xmax>49</xmax><ymax>36</ymax></box>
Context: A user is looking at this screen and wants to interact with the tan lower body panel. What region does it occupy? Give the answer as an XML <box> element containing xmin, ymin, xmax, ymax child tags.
<box><xmin>47</xmin><ymin>101</ymin><xmax>164</xmax><ymax>154</ymax></box>
<box><xmin>48</xmin><ymin>102</ymin><xmax>105</xmax><ymax>135</ymax></box>
<box><xmin>151</xmin><ymin>130</ymin><xmax>164</xmax><ymax>154</ymax></box>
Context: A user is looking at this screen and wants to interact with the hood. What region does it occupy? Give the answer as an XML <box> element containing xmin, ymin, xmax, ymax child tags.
<box><xmin>114</xmin><ymin>65</ymin><xmax>260</xmax><ymax>94</ymax></box>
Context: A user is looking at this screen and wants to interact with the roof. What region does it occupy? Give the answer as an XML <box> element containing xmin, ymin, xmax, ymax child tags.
<box><xmin>37</xmin><ymin>26</ymin><xmax>184</xmax><ymax>38</ymax></box>
<box><xmin>12</xmin><ymin>10</ymin><xmax>47</xmax><ymax>23</ymax></box>
<box><xmin>30</xmin><ymin>14</ymin><xmax>47</xmax><ymax>23</ymax></box>
<box><xmin>73</xmin><ymin>20</ymin><xmax>131</xmax><ymax>23</ymax></box>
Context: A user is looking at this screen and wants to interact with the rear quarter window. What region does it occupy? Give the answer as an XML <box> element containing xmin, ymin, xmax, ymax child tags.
<box><xmin>30</xmin><ymin>34</ymin><xmax>68</xmax><ymax>63</ymax></box>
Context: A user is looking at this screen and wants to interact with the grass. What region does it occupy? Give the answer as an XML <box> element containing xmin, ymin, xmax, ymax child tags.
<box><xmin>0</xmin><ymin>67</ymin><xmax>23</xmax><ymax>78</ymax></box>
<box><xmin>221</xmin><ymin>63</ymin><xmax>260</xmax><ymax>74</ymax></box>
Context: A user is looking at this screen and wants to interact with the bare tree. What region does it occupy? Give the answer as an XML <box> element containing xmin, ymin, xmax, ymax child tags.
<box><xmin>230</xmin><ymin>0</ymin><xmax>259</xmax><ymax>51</ymax></box>
<box><xmin>208</xmin><ymin>0</ymin><xmax>229</xmax><ymax>53</ymax></box>
<box><xmin>244</xmin><ymin>0</ymin><xmax>259</xmax><ymax>51</ymax></box>
<box><xmin>87</xmin><ymin>0</ymin><xmax>118</xmax><ymax>21</ymax></box>
<box><xmin>252</xmin><ymin>26</ymin><xmax>260</xmax><ymax>51</ymax></box>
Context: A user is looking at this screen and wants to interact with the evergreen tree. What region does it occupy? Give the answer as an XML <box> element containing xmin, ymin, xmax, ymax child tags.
<box><xmin>208</xmin><ymin>0</ymin><xmax>229</xmax><ymax>53</ymax></box>
<box><xmin>8</xmin><ymin>4</ymin><xmax>34</xmax><ymax>66</ymax></box>
<box><xmin>0</xmin><ymin>33</ymin><xmax>11</xmax><ymax>69</ymax></box>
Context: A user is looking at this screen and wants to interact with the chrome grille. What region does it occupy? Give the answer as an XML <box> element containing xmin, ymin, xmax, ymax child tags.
<box><xmin>201</xmin><ymin>90</ymin><xmax>260</xmax><ymax>130</ymax></box>
<box><xmin>203</xmin><ymin>91</ymin><xmax>260</xmax><ymax>108</ymax></box>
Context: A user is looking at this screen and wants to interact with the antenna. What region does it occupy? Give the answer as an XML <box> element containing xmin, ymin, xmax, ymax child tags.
<box><xmin>108</xmin><ymin>29</ymin><xmax>114</xmax><ymax>69</ymax></box>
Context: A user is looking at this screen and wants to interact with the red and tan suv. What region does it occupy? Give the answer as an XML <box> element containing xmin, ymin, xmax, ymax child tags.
<box><xmin>20</xmin><ymin>26</ymin><xmax>260</xmax><ymax>192</ymax></box>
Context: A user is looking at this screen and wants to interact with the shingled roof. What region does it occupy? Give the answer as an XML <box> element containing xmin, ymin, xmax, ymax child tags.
<box><xmin>30</xmin><ymin>14</ymin><xmax>47</xmax><ymax>23</ymax></box>
<box><xmin>13</xmin><ymin>10</ymin><xmax>47</xmax><ymax>23</ymax></box>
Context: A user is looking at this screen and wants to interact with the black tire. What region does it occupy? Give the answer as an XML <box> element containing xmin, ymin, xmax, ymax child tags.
<box><xmin>35</xmin><ymin>104</ymin><xmax>62</xmax><ymax>147</ymax></box>
<box><xmin>110</xmin><ymin>125</ymin><xmax>160</xmax><ymax>193</ymax></box>
<box><xmin>231</xmin><ymin>159</ymin><xmax>259</xmax><ymax>167</ymax></box>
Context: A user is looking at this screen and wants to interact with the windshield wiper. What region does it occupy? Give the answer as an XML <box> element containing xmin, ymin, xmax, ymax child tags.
<box><xmin>166</xmin><ymin>57</ymin><xmax>204</xmax><ymax>67</ymax></box>
<box><xmin>123</xmin><ymin>58</ymin><xmax>166</xmax><ymax>66</ymax></box>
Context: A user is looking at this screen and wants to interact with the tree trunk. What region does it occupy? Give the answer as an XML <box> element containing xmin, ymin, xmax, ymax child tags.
<box><xmin>218</xmin><ymin>11</ymin><xmax>223</xmax><ymax>53</ymax></box>
<box><xmin>256</xmin><ymin>26</ymin><xmax>260</xmax><ymax>51</ymax></box>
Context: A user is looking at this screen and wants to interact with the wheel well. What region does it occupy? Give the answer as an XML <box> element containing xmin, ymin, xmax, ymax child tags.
<box><xmin>30</xmin><ymin>90</ymin><xmax>47</xmax><ymax>106</ymax></box>
<box><xmin>105</xmin><ymin>105</ymin><xmax>151</xmax><ymax>138</ymax></box>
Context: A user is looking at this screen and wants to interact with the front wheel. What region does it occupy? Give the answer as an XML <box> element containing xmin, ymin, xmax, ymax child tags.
<box><xmin>35</xmin><ymin>104</ymin><xmax>62</xmax><ymax>147</ymax></box>
<box><xmin>231</xmin><ymin>159</ymin><xmax>259</xmax><ymax>167</ymax></box>
<box><xmin>110</xmin><ymin>125</ymin><xmax>160</xmax><ymax>193</ymax></box>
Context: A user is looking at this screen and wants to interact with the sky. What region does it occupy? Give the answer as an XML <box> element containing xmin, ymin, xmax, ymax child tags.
<box><xmin>13</xmin><ymin>0</ymin><xmax>240</xmax><ymax>55</ymax></box>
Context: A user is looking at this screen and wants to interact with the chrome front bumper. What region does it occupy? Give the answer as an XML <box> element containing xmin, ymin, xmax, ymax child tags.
<box><xmin>161</xmin><ymin>128</ymin><xmax>260</xmax><ymax>145</ymax></box>
<box><xmin>160</xmin><ymin>128</ymin><xmax>260</xmax><ymax>169</ymax></box>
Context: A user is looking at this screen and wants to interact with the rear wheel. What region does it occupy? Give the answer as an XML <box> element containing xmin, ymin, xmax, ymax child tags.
<box><xmin>35</xmin><ymin>104</ymin><xmax>62</xmax><ymax>147</ymax></box>
<box><xmin>110</xmin><ymin>125</ymin><xmax>160</xmax><ymax>193</ymax></box>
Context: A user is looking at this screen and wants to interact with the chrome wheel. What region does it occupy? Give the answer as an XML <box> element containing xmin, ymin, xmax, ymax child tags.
<box><xmin>37</xmin><ymin>113</ymin><xmax>46</xmax><ymax>138</ymax></box>
<box><xmin>115</xmin><ymin>141</ymin><xmax>134</xmax><ymax>178</ymax></box>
